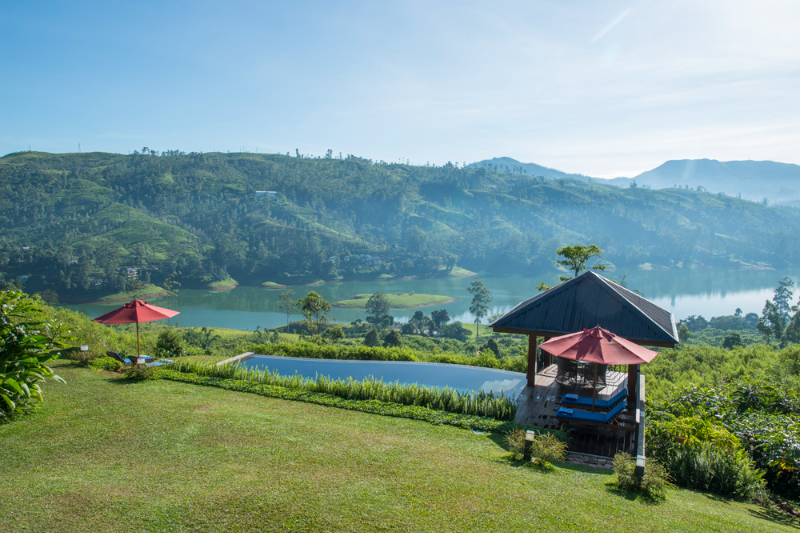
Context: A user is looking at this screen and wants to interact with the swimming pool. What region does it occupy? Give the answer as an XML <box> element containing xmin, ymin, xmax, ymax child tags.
<box><xmin>239</xmin><ymin>355</ymin><xmax>526</xmax><ymax>397</ymax></box>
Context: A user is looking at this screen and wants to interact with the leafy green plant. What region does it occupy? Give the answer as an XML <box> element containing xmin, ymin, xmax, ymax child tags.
<box><xmin>155</xmin><ymin>329</ymin><xmax>185</xmax><ymax>358</ymax></box>
<box><xmin>122</xmin><ymin>364</ymin><xmax>155</xmax><ymax>381</ymax></box>
<box><xmin>0</xmin><ymin>290</ymin><xmax>67</xmax><ymax>420</ymax></box>
<box><xmin>528</xmin><ymin>433</ymin><xmax>567</xmax><ymax>470</ymax></box>
<box><xmin>504</xmin><ymin>428</ymin><xmax>527</xmax><ymax>460</ymax></box>
<box><xmin>89</xmin><ymin>356</ymin><xmax>122</xmax><ymax>372</ymax></box>
<box><xmin>613</xmin><ymin>453</ymin><xmax>671</xmax><ymax>501</ymax></box>
<box><xmin>169</xmin><ymin>360</ymin><xmax>517</xmax><ymax>420</ymax></box>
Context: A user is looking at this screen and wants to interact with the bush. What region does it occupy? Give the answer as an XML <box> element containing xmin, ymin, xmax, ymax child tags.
<box><xmin>383</xmin><ymin>330</ymin><xmax>402</xmax><ymax>348</ymax></box>
<box><xmin>613</xmin><ymin>453</ymin><xmax>671</xmax><ymax>501</ymax></box>
<box><xmin>504</xmin><ymin>428</ymin><xmax>527</xmax><ymax>460</ymax></box>
<box><xmin>0</xmin><ymin>290</ymin><xmax>67</xmax><ymax>420</ymax></box>
<box><xmin>528</xmin><ymin>433</ymin><xmax>567</xmax><ymax>470</ymax></box>
<box><xmin>363</xmin><ymin>330</ymin><xmax>381</xmax><ymax>347</ymax></box>
<box><xmin>479</xmin><ymin>339</ymin><xmax>500</xmax><ymax>358</ymax></box>
<box><xmin>155</xmin><ymin>329</ymin><xmax>185</xmax><ymax>358</ymax></box>
<box><xmin>122</xmin><ymin>364</ymin><xmax>155</xmax><ymax>381</ymax></box>
<box><xmin>89</xmin><ymin>356</ymin><xmax>122</xmax><ymax>372</ymax></box>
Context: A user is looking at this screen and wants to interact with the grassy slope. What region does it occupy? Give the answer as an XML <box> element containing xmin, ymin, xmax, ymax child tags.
<box><xmin>333</xmin><ymin>292</ymin><xmax>455</xmax><ymax>309</ymax></box>
<box><xmin>0</xmin><ymin>362</ymin><xmax>794</xmax><ymax>533</ymax></box>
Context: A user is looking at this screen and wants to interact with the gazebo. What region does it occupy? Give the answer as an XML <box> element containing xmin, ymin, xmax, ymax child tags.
<box><xmin>490</xmin><ymin>271</ymin><xmax>679</xmax><ymax>461</ymax></box>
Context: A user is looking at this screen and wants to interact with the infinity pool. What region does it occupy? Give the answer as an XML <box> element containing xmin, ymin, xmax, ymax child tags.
<box><xmin>240</xmin><ymin>355</ymin><xmax>526</xmax><ymax>397</ymax></box>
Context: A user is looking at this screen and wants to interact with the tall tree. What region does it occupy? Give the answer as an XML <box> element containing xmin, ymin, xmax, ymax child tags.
<box><xmin>554</xmin><ymin>244</ymin><xmax>605</xmax><ymax>282</ymax></box>
<box><xmin>757</xmin><ymin>300</ymin><xmax>783</xmax><ymax>344</ymax></box>
<box><xmin>430</xmin><ymin>309</ymin><xmax>450</xmax><ymax>329</ymax></box>
<box><xmin>773</xmin><ymin>277</ymin><xmax>795</xmax><ymax>325</ymax></box>
<box><xmin>467</xmin><ymin>278</ymin><xmax>492</xmax><ymax>341</ymax></box>
<box><xmin>277</xmin><ymin>289</ymin><xmax>298</xmax><ymax>333</ymax></box>
<box><xmin>365</xmin><ymin>291</ymin><xmax>391</xmax><ymax>324</ymax></box>
<box><xmin>298</xmin><ymin>291</ymin><xmax>331</xmax><ymax>334</ymax></box>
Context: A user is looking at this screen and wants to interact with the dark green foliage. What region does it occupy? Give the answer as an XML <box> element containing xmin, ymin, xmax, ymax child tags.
<box><xmin>430</xmin><ymin>309</ymin><xmax>450</xmax><ymax>328</ymax></box>
<box><xmin>298</xmin><ymin>291</ymin><xmax>331</xmax><ymax>334</ymax></box>
<box><xmin>773</xmin><ymin>277</ymin><xmax>795</xmax><ymax>325</ymax></box>
<box><xmin>365</xmin><ymin>291</ymin><xmax>391</xmax><ymax>324</ymax></box>
<box><xmin>467</xmin><ymin>278</ymin><xmax>492</xmax><ymax>339</ymax></box>
<box><xmin>5</xmin><ymin>152</ymin><xmax>800</xmax><ymax>296</ymax></box>
<box><xmin>758</xmin><ymin>301</ymin><xmax>783</xmax><ymax>344</ymax></box>
<box><xmin>155</xmin><ymin>329</ymin><xmax>185</xmax><ymax>358</ymax></box>
<box><xmin>324</xmin><ymin>326</ymin><xmax>344</xmax><ymax>343</ymax></box>
<box><xmin>383</xmin><ymin>330</ymin><xmax>403</xmax><ymax>348</ymax></box>
<box><xmin>721</xmin><ymin>332</ymin><xmax>744</xmax><ymax>350</ymax></box>
<box><xmin>681</xmin><ymin>315</ymin><xmax>709</xmax><ymax>332</ymax></box>
<box><xmin>122</xmin><ymin>364</ymin><xmax>155</xmax><ymax>381</ymax></box>
<box><xmin>0</xmin><ymin>290</ymin><xmax>66</xmax><ymax>420</ymax></box>
<box><xmin>781</xmin><ymin>311</ymin><xmax>800</xmax><ymax>348</ymax></box>
<box><xmin>613</xmin><ymin>453</ymin><xmax>671</xmax><ymax>502</ymax></box>
<box><xmin>554</xmin><ymin>244</ymin><xmax>605</xmax><ymax>281</ymax></box>
<box><xmin>183</xmin><ymin>326</ymin><xmax>221</xmax><ymax>353</ymax></box>
<box><xmin>504</xmin><ymin>429</ymin><xmax>527</xmax><ymax>460</ymax></box>
<box><xmin>363</xmin><ymin>329</ymin><xmax>380</xmax><ymax>347</ymax></box>
<box><xmin>479</xmin><ymin>338</ymin><xmax>500</xmax><ymax>358</ymax></box>
<box><xmin>440</xmin><ymin>323</ymin><xmax>471</xmax><ymax>341</ymax></box>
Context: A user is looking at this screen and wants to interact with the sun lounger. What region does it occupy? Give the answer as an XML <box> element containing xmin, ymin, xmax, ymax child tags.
<box><xmin>106</xmin><ymin>351</ymin><xmax>159</xmax><ymax>366</ymax></box>
<box><xmin>559</xmin><ymin>387</ymin><xmax>627</xmax><ymax>410</ymax></box>
<box><xmin>555</xmin><ymin>399</ymin><xmax>635</xmax><ymax>432</ymax></box>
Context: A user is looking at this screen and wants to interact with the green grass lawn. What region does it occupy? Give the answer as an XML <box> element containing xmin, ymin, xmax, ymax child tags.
<box><xmin>260</xmin><ymin>281</ymin><xmax>287</xmax><ymax>290</ymax></box>
<box><xmin>96</xmin><ymin>283</ymin><xmax>167</xmax><ymax>303</ymax></box>
<box><xmin>333</xmin><ymin>292</ymin><xmax>455</xmax><ymax>309</ymax></box>
<box><xmin>0</xmin><ymin>361</ymin><xmax>795</xmax><ymax>533</ymax></box>
<box><xmin>206</xmin><ymin>277</ymin><xmax>239</xmax><ymax>291</ymax></box>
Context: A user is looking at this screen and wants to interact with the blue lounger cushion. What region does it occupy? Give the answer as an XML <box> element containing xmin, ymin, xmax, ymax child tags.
<box><xmin>556</xmin><ymin>399</ymin><xmax>627</xmax><ymax>424</ymax></box>
<box><xmin>560</xmin><ymin>388</ymin><xmax>628</xmax><ymax>409</ymax></box>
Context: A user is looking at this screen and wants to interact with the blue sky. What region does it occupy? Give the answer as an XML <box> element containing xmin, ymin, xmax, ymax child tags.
<box><xmin>2</xmin><ymin>0</ymin><xmax>799</xmax><ymax>177</ymax></box>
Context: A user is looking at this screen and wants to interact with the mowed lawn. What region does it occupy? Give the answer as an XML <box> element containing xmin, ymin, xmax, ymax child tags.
<box><xmin>0</xmin><ymin>361</ymin><xmax>795</xmax><ymax>533</ymax></box>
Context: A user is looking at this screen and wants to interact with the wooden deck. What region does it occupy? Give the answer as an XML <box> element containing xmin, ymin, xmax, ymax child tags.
<box><xmin>515</xmin><ymin>364</ymin><xmax>636</xmax><ymax>457</ymax></box>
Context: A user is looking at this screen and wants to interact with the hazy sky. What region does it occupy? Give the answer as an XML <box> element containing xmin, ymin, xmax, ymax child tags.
<box><xmin>2</xmin><ymin>0</ymin><xmax>799</xmax><ymax>177</ymax></box>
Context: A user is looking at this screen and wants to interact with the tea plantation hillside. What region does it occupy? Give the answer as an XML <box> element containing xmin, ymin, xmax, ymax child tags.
<box><xmin>2</xmin><ymin>150</ymin><xmax>799</xmax><ymax>299</ymax></box>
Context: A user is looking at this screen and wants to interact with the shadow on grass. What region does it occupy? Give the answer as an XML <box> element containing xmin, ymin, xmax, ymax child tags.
<box><xmin>604</xmin><ymin>482</ymin><xmax>668</xmax><ymax>505</ymax></box>
<box><xmin>746</xmin><ymin>504</ymin><xmax>800</xmax><ymax>529</ymax></box>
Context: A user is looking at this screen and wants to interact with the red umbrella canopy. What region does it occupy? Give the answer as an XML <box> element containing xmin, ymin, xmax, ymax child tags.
<box><xmin>539</xmin><ymin>326</ymin><xmax>657</xmax><ymax>365</ymax></box>
<box><xmin>93</xmin><ymin>300</ymin><xmax>179</xmax><ymax>324</ymax></box>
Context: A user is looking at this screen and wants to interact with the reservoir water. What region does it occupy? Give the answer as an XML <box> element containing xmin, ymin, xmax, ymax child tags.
<box><xmin>64</xmin><ymin>268</ymin><xmax>800</xmax><ymax>331</ymax></box>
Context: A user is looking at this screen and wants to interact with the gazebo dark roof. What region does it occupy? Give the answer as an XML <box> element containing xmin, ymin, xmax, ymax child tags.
<box><xmin>490</xmin><ymin>271</ymin><xmax>679</xmax><ymax>346</ymax></box>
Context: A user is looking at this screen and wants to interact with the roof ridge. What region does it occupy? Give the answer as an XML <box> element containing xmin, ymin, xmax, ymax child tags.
<box><xmin>589</xmin><ymin>272</ymin><xmax>677</xmax><ymax>341</ymax></box>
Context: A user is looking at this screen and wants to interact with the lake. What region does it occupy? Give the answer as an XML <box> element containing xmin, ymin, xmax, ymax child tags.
<box><xmin>64</xmin><ymin>268</ymin><xmax>800</xmax><ymax>331</ymax></box>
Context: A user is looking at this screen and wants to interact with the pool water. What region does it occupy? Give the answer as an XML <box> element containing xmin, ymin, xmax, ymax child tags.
<box><xmin>241</xmin><ymin>355</ymin><xmax>526</xmax><ymax>397</ymax></box>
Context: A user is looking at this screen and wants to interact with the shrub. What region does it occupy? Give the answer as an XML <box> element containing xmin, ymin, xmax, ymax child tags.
<box><xmin>479</xmin><ymin>339</ymin><xmax>500</xmax><ymax>358</ymax></box>
<box><xmin>528</xmin><ymin>433</ymin><xmax>567</xmax><ymax>470</ymax></box>
<box><xmin>363</xmin><ymin>330</ymin><xmax>380</xmax><ymax>347</ymax></box>
<box><xmin>613</xmin><ymin>453</ymin><xmax>670</xmax><ymax>501</ymax></box>
<box><xmin>122</xmin><ymin>364</ymin><xmax>155</xmax><ymax>381</ymax></box>
<box><xmin>504</xmin><ymin>428</ymin><xmax>527</xmax><ymax>460</ymax></box>
<box><xmin>0</xmin><ymin>290</ymin><xmax>67</xmax><ymax>420</ymax></box>
<box><xmin>155</xmin><ymin>329</ymin><xmax>185</xmax><ymax>358</ymax></box>
<box><xmin>89</xmin><ymin>356</ymin><xmax>122</xmax><ymax>372</ymax></box>
<box><xmin>383</xmin><ymin>330</ymin><xmax>402</xmax><ymax>348</ymax></box>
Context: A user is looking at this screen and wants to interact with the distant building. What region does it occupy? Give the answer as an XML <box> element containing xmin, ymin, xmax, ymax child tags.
<box><xmin>18</xmin><ymin>274</ymin><xmax>30</xmax><ymax>284</ymax></box>
<box><xmin>255</xmin><ymin>191</ymin><xmax>278</xmax><ymax>199</ymax></box>
<box><xmin>121</xmin><ymin>267</ymin><xmax>139</xmax><ymax>279</ymax></box>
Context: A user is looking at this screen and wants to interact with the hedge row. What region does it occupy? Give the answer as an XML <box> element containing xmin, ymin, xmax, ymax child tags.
<box><xmin>155</xmin><ymin>368</ymin><xmax>568</xmax><ymax>440</ymax></box>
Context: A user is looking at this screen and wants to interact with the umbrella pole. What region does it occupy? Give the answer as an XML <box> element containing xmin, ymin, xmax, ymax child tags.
<box><xmin>136</xmin><ymin>321</ymin><xmax>141</xmax><ymax>357</ymax></box>
<box><xmin>592</xmin><ymin>364</ymin><xmax>598</xmax><ymax>409</ymax></box>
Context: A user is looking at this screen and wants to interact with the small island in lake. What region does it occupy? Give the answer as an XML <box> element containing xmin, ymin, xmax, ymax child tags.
<box><xmin>333</xmin><ymin>292</ymin><xmax>455</xmax><ymax>309</ymax></box>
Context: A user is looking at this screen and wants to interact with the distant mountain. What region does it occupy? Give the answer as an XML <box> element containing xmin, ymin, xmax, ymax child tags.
<box><xmin>617</xmin><ymin>159</ymin><xmax>800</xmax><ymax>205</ymax></box>
<box><xmin>471</xmin><ymin>157</ymin><xmax>800</xmax><ymax>206</ymax></box>
<box><xmin>468</xmin><ymin>157</ymin><xmax>595</xmax><ymax>182</ymax></box>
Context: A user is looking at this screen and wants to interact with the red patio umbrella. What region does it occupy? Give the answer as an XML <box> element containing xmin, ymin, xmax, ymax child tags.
<box><xmin>93</xmin><ymin>300</ymin><xmax>180</xmax><ymax>357</ymax></box>
<box><xmin>539</xmin><ymin>326</ymin><xmax>657</xmax><ymax>406</ymax></box>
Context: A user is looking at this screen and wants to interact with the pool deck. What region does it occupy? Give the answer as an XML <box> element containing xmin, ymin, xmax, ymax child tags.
<box><xmin>515</xmin><ymin>364</ymin><xmax>635</xmax><ymax>457</ymax></box>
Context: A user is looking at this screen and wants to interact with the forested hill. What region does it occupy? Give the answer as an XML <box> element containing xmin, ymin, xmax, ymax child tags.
<box><xmin>1</xmin><ymin>150</ymin><xmax>799</xmax><ymax>297</ymax></box>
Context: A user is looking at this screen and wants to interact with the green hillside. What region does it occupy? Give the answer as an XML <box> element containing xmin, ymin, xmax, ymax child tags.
<box><xmin>1</xmin><ymin>150</ymin><xmax>799</xmax><ymax>299</ymax></box>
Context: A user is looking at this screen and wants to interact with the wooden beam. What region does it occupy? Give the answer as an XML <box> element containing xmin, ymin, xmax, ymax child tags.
<box><xmin>527</xmin><ymin>334</ymin><xmax>537</xmax><ymax>387</ymax></box>
<box><xmin>627</xmin><ymin>364</ymin><xmax>639</xmax><ymax>405</ymax></box>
